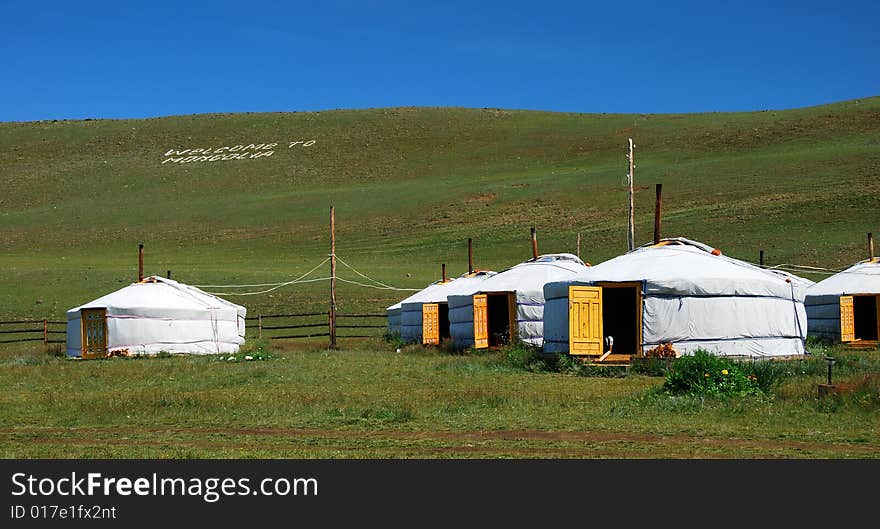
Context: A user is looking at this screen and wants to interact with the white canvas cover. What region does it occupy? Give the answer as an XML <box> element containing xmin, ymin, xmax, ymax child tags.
<box><xmin>66</xmin><ymin>276</ymin><xmax>247</xmax><ymax>357</ymax></box>
<box><xmin>399</xmin><ymin>270</ymin><xmax>496</xmax><ymax>343</ymax></box>
<box><xmin>543</xmin><ymin>238</ymin><xmax>809</xmax><ymax>358</ymax></box>
<box><xmin>448</xmin><ymin>254</ymin><xmax>588</xmax><ymax>347</ymax></box>
<box><xmin>385</xmin><ymin>281</ymin><xmax>450</xmax><ymax>337</ymax></box>
<box><xmin>805</xmin><ymin>259</ymin><xmax>880</xmax><ymax>341</ymax></box>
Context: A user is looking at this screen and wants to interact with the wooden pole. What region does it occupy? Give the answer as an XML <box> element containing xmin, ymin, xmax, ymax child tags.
<box><xmin>468</xmin><ymin>238</ymin><xmax>474</xmax><ymax>273</ymax></box>
<box><xmin>759</xmin><ymin>250</ymin><xmax>764</xmax><ymax>267</ymax></box>
<box><xmin>441</xmin><ymin>263</ymin><xmax>447</xmax><ymax>282</ymax></box>
<box><xmin>653</xmin><ymin>183</ymin><xmax>662</xmax><ymax>245</ymax></box>
<box><xmin>43</xmin><ymin>319</ymin><xmax>48</xmax><ymax>345</ymax></box>
<box><xmin>258</xmin><ymin>315</ymin><xmax>263</xmax><ymax>339</ymax></box>
<box><xmin>869</xmin><ymin>232</ymin><xmax>875</xmax><ymax>261</ymax></box>
<box><xmin>577</xmin><ymin>233</ymin><xmax>581</xmax><ymax>259</ymax></box>
<box><xmin>330</xmin><ymin>206</ymin><xmax>337</xmax><ymax>349</ymax></box>
<box><xmin>138</xmin><ymin>243</ymin><xmax>144</xmax><ymax>282</ymax></box>
<box><xmin>530</xmin><ymin>227</ymin><xmax>539</xmax><ymax>259</ymax></box>
<box><xmin>627</xmin><ymin>139</ymin><xmax>635</xmax><ymax>251</ymax></box>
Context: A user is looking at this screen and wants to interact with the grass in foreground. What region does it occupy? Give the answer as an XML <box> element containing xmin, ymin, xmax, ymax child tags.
<box><xmin>0</xmin><ymin>339</ymin><xmax>878</xmax><ymax>458</ymax></box>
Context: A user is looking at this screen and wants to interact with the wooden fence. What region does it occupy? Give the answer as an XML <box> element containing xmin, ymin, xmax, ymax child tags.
<box><xmin>0</xmin><ymin>313</ymin><xmax>388</xmax><ymax>348</ymax></box>
<box><xmin>245</xmin><ymin>312</ymin><xmax>387</xmax><ymax>341</ymax></box>
<box><xmin>0</xmin><ymin>319</ymin><xmax>66</xmax><ymax>345</ymax></box>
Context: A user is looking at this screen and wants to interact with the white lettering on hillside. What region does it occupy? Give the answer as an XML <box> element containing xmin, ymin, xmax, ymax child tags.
<box><xmin>161</xmin><ymin>140</ymin><xmax>315</xmax><ymax>164</ymax></box>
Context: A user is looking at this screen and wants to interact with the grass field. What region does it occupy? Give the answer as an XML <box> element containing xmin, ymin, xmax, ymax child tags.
<box><xmin>1</xmin><ymin>339</ymin><xmax>878</xmax><ymax>458</ymax></box>
<box><xmin>1</xmin><ymin>97</ymin><xmax>878</xmax><ymax>319</ymax></box>
<box><xmin>1</xmin><ymin>98</ymin><xmax>878</xmax><ymax>458</ymax></box>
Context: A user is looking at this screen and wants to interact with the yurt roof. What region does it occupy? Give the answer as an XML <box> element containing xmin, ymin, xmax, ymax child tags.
<box><xmin>806</xmin><ymin>258</ymin><xmax>880</xmax><ymax>297</ymax></box>
<box><xmin>399</xmin><ymin>270</ymin><xmax>497</xmax><ymax>306</ymax></box>
<box><xmin>555</xmin><ymin>238</ymin><xmax>806</xmax><ymax>299</ymax></box>
<box><xmin>388</xmin><ymin>270</ymin><xmax>496</xmax><ymax>310</ymax></box>
<box><xmin>68</xmin><ymin>276</ymin><xmax>246</xmax><ymax>315</ymax></box>
<box><xmin>472</xmin><ymin>254</ymin><xmax>588</xmax><ymax>294</ymax></box>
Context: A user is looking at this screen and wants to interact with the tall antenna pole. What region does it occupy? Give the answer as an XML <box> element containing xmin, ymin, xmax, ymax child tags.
<box><xmin>329</xmin><ymin>206</ymin><xmax>337</xmax><ymax>350</ymax></box>
<box><xmin>627</xmin><ymin>138</ymin><xmax>635</xmax><ymax>251</ymax></box>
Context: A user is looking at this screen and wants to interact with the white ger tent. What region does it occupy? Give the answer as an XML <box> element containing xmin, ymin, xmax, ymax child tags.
<box><xmin>448</xmin><ymin>254</ymin><xmax>589</xmax><ymax>349</ymax></box>
<box><xmin>66</xmin><ymin>276</ymin><xmax>247</xmax><ymax>358</ymax></box>
<box><xmin>805</xmin><ymin>258</ymin><xmax>880</xmax><ymax>343</ymax></box>
<box><xmin>543</xmin><ymin>238</ymin><xmax>809</xmax><ymax>359</ymax></box>
<box><xmin>386</xmin><ymin>281</ymin><xmax>450</xmax><ymax>337</ymax></box>
<box><xmin>399</xmin><ymin>270</ymin><xmax>496</xmax><ymax>345</ymax></box>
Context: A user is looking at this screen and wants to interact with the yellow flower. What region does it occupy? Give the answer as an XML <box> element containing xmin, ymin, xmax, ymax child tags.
<box><xmin>722</xmin><ymin>369</ymin><xmax>729</xmax><ymax>375</ymax></box>
<box><xmin>704</xmin><ymin>373</ymin><xmax>710</xmax><ymax>377</ymax></box>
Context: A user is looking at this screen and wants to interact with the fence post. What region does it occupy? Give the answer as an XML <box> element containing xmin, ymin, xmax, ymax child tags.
<box><xmin>258</xmin><ymin>315</ymin><xmax>263</xmax><ymax>339</ymax></box>
<box><xmin>43</xmin><ymin>319</ymin><xmax>48</xmax><ymax>345</ymax></box>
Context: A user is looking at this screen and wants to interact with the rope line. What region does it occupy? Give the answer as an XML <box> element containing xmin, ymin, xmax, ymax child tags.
<box><xmin>202</xmin><ymin>258</ymin><xmax>330</xmax><ymax>296</ymax></box>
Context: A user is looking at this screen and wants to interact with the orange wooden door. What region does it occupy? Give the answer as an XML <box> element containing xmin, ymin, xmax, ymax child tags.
<box><xmin>422</xmin><ymin>303</ymin><xmax>440</xmax><ymax>345</ymax></box>
<box><xmin>473</xmin><ymin>294</ymin><xmax>488</xmax><ymax>349</ymax></box>
<box><xmin>81</xmin><ymin>308</ymin><xmax>108</xmax><ymax>358</ymax></box>
<box><xmin>569</xmin><ymin>286</ymin><xmax>603</xmax><ymax>355</ymax></box>
<box><xmin>839</xmin><ymin>296</ymin><xmax>854</xmax><ymax>342</ymax></box>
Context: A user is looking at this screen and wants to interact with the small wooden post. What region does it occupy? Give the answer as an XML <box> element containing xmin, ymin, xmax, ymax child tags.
<box><xmin>530</xmin><ymin>227</ymin><xmax>538</xmax><ymax>259</ymax></box>
<box><xmin>869</xmin><ymin>232</ymin><xmax>875</xmax><ymax>261</ymax></box>
<box><xmin>329</xmin><ymin>206</ymin><xmax>337</xmax><ymax>350</ymax></box>
<box><xmin>577</xmin><ymin>233</ymin><xmax>581</xmax><ymax>259</ymax></box>
<box><xmin>138</xmin><ymin>243</ymin><xmax>144</xmax><ymax>282</ymax></box>
<box><xmin>468</xmin><ymin>238</ymin><xmax>474</xmax><ymax>273</ymax></box>
<box><xmin>653</xmin><ymin>183</ymin><xmax>662</xmax><ymax>245</ymax></box>
<box><xmin>43</xmin><ymin>319</ymin><xmax>48</xmax><ymax>345</ymax></box>
<box><xmin>441</xmin><ymin>263</ymin><xmax>447</xmax><ymax>282</ymax></box>
<box><xmin>627</xmin><ymin>139</ymin><xmax>635</xmax><ymax>251</ymax></box>
<box><xmin>759</xmin><ymin>250</ymin><xmax>764</xmax><ymax>267</ymax></box>
<box><xmin>258</xmin><ymin>315</ymin><xmax>263</xmax><ymax>339</ymax></box>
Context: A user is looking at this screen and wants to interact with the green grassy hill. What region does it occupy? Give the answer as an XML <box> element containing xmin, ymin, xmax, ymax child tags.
<box><xmin>1</xmin><ymin>97</ymin><xmax>878</xmax><ymax>321</ymax></box>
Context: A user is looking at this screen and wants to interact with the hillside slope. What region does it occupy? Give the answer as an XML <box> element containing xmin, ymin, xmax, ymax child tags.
<box><xmin>1</xmin><ymin>98</ymin><xmax>878</xmax><ymax>319</ymax></box>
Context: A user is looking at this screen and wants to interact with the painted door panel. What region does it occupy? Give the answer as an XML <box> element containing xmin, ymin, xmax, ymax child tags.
<box><xmin>569</xmin><ymin>286</ymin><xmax>603</xmax><ymax>355</ymax></box>
<box><xmin>473</xmin><ymin>294</ymin><xmax>488</xmax><ymax>349</ymax></box>
<box><xmin>422</xmin><ymin>303</ymin><xmax>439</xmax><ymax>345</ymax></box>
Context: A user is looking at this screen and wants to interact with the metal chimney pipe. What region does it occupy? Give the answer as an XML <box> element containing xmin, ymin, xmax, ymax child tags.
<box><xmin>468</xmin><ymin>238</ymin><xmax>474</xmax><ymax>273</ymax></box>
<box><xmin>530</xmin><ymin>227</ymin><xmax>538</xmax><ymax>259</ymax></box>
<box><xmin>653</xmin><ymin>183</ymin><xmax>663</xmax><ymax>245</ymax></box>
<box><xmin>138</xmin><ymin>243</ymin><xmax>144</xmax><ymax>282</ymax></box>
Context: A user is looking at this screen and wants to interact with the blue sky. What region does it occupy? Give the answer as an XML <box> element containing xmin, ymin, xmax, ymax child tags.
<box><xmin>1</xmin><ymin>1</ymin><xmax>877</xmax><ymax>121</ymax></box>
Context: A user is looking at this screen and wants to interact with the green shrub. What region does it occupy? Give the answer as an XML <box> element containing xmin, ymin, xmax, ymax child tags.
<box><xmin>663</xmin><ymin>350</ymin><xmax>762</xmax><ymax>397</ymax></box>
<box><xmin>504</xmin><ymin>342</ymin><xmax>550</xmax><ymax>372</ymax></box>
<box><xmin>382</xmin><ymin>330</ymin><xmax>406</xmax><ymax>350</ymax></box>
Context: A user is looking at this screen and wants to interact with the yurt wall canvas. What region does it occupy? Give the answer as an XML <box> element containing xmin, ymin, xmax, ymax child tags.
<box><xmin>66</xmin><ymin>276</ymin><xmax>246</xmax><ymax>357</ymax></box>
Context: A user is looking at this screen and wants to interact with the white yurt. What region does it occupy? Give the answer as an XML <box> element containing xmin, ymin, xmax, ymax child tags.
<box><xmin>448</xmin><ymin>254</ymin><xmax>589</xmax><ymax>349</ymax></box>
<box><xmin>66</xmin><ymin>276</ymin><xmax>247</xmax><ymax>358</ymax></box>
<box><xmin>805</xmin><ymin>258</ymin><xmax>880</xmax><ymax>343</ymax></box>
<box><xmin>543</xmin><ymin>238</ymin><xmax>810</xmax><ymax>359</ymax></box>
<box><xmin>399</xmin><ymin>270</ymin><xmax>496</xmax><ymax>345</ymax></box>
<box><xmin>386</xmin><ymin>281</ymin><xmax>451</xmax><ymax>338</ymax></box>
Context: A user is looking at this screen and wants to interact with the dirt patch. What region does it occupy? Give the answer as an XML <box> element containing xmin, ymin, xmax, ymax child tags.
<box><xmin>3</xmin><ymin>426</ymin><xmax>878</xmax><ymax>457</ymax></box>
